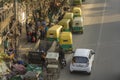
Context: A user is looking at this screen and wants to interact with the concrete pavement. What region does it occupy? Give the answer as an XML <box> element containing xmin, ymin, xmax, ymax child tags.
<box><xmin>18</xmin><ymin>23</ymin><xmax>38</xmax><ymax>60</ymax></box>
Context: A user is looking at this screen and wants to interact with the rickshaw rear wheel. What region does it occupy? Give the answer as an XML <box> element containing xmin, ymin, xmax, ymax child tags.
<box><xmin>80</xmin><ymin>31</ymin><xmax>83</xmax><ymax>34</ymax></box>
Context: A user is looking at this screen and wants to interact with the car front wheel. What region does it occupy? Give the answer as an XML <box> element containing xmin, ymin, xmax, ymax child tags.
<box><xmin>69</xmin><ymin>69</ymin><xmax>73</xmax><ymax>73</ymax></box>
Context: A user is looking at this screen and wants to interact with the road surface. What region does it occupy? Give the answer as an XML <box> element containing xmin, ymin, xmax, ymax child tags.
<box><xmin>58</xmin><ymin>0</ymin><xmax>120</xmax><ymax>80</ymax></box>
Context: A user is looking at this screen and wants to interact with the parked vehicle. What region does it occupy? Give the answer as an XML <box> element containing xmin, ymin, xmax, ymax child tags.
<box><xmin>72</xmin><ymin>17</ymin><xmax>84</xmax><ymax>33</ymax></box>
<box><xmin>46</xmin><ymin>25</ymin><xmax>62</xmax><ymax>42</ymax></box>
<box><xmin>63</xmin><ymin>12</ymin><xmax>74</xmax><ymax>29</ymax></box>
<box><xmin>46</xmin><ymin>52</ymin><xmax>59</xmax><ymax>66</ymax></box>
<box><xmin>28</xmin><ymin>51</ymin><xmax>42</xmax><ymax>64</ymax></box>
<box><xmin>70</xmin><ymin>48</ymin><xmax>95</xmax><ymax>74</ymax></box>
<box><xmin>63</xmin><ymin>12</ymin><xmax>74</xmax><ymax>21</ymax></box>
<box><xmin>73</xmin><ymin>7</ymin><xmax>82</xmax><ymax>18</ymax></box>
<box><xmin>58</xmin><ymin>19</ymin><xmax>71</xmax><ymax>31</ymax></box>
<box><xmin>46</xmin><ymin>52</ymin><xmax>60</xmax><ymax>80</ymax></box>
<box><xmin>72</xmin><ymin>0</ymin><xmax>82</xmax><ymax>6</ymax></box>
<box><xmin>59</xmin><ymin>32</ymin><xmax>73</xmax><ymax>51</ymax></box>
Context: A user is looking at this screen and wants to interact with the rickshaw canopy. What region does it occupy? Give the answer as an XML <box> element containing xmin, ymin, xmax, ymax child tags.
<box><xmin>46</xmin><ymin>25</ymin><xmax>62</xmax><ymax>41</ymax></box>
<box><xmin>72</xmin><ymin>17</ymin><xmax>83</xmax><ymax>27</ymax></box>
<box><xmin>63</xmin><ymin>12</ymin><xmax>74</xmax><ymax>21</ymax></box>
<box><xmin>73</xmin><ymin>7</ymin><xmax>82</xmax><ymax>17</ymax></box>
<box><xmin>58</xmin><ymin>19</ymin><xmax>71</xmax><ymax>31</ymax></box>
<box><xmin>59</xmin><ymin>32</ymin><xmax>73</xmax><ymax>44</ymax></box>
<box><xmin>72</xmin><ymin>17</ymin><xmax>84</xmax><ymax>33</ymax></box>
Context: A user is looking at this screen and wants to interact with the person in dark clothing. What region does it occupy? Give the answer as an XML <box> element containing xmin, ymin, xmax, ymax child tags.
<box><xmin>58</xmin><ymin>12</ymin><xmax>65</xmax><ymax>21</ymax></box>
<box><xmin>41</xmin><ymin>51</ymin><xmax>46</xmax><ymax>69</ymax></box>
<box><xmin>32</xmin><ymin>30</ymin><xmax>37</xmax><ymax>42</ymax></box>
<box><xmin>59</xmin><ymin>47</ymin><xmax>65</xmax><ymax>60</ymax></box>
<box><xmin>9</xmin><ymin>22</ymin><xmax>12</xmax><ymax>29</ymax></box>
<box><xmin>59</xmin><ymin>47</ymin><xmax>66</xmax><ymax>68</ymax></box>
<box><xmin>39</xmin><ymin>26</ymin><xmax>45</xmax><ymax>40</ymax></box>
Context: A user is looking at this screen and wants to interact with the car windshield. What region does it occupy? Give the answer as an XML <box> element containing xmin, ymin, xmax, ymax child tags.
<box><xmin>73</xmin><ymin>56</ymin><xmax>88</xmax><ymax>63</ymax></box>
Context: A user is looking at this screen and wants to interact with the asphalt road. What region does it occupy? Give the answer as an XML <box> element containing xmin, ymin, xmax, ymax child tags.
<box><xmin>58</xmin><ymin>0</ymin><xmax>120</xmax><ymax>80</ymax></box>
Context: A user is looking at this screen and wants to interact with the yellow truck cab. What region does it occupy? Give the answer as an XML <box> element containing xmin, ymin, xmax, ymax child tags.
<box><xmin>46</xmin><ymin>25</ymin><xmax>62</xmax><ymax>41</ymax></box>
<box><xmin>58</xmin><ymin>19</ymin><xmax>71</xmax><ymax>31</ymax></box>
<box><xmin>59</xmin><ymin>32</ymin><xmax>73</xmax><ymax>51</ymax></box>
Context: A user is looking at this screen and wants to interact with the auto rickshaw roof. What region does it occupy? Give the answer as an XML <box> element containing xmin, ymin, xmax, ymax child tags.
<box><xmin>73</xmin><ymin>7</ymin><xmax>82</xmax><ymax>11</ymax></box>
<box><xmin>63</xmin><ymin>12</ymin><xmax>74</xmax><ymax>19</ymax></box>
<box><xmin>60</xmin><ymin>32</ymin><xmax>72</xmax><ymax>37</ymax></box>
<box><xmin>58</xmin><ymin>19</ymin><xmax>71</xmax><ymax>24</ymax></box>
<box><xmin>48</xmin><ymin>25</ymin><xmax>62</xmax><ymax>31</ymax></box>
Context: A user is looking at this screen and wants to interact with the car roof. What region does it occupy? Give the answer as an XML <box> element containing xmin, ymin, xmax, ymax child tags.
<box><xmin>74</xmin><ymin>49</ymin><xmax>91</xmax><ymax>58</ymax></box>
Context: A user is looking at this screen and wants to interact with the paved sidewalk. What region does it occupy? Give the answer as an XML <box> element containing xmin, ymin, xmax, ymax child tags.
<box><xmin>18</xmin><ymin>24</ymin><xmax>37</xmax><ymax>60</ymax></box>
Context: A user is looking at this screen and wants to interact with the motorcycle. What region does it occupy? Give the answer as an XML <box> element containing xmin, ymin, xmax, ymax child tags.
<box><xmin>60</xmin><ymin>58</ymin><xmax>67</xmax><ymax>69</ymax></box>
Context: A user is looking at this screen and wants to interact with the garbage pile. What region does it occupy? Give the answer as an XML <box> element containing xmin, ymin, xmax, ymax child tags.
<box><xmin>0</xmin><ymin>52</ymin><xmax>43</xmax><ymax>80</ymax></box>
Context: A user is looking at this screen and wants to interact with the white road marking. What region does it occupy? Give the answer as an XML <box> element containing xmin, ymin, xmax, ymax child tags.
<box><xmin>96</xmin><ymin>0</ymin><xmax>107</xmax><ymax>52</ymax></box>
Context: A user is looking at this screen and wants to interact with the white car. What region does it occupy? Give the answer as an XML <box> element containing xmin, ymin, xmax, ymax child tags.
<box><xmin>70</xmin><ymin>48</ymin><xmax>95</xmax><ymax>75</ymax></box>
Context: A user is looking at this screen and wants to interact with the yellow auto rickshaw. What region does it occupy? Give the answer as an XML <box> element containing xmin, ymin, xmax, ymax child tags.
<box><xmin>46</xmin><ymin>25</ymin><xmax>62</xmax><ymax>41</ymax></box>
<box><xmin>58</xmin><ymin>19</ymin><xmax>71</xmax><ymax>31</ymax></box>
<box><xmin>63</xmin><ymin>12</ymin><xmax>74</xmax><ymax>21</ymax></box>
<box><xmin>63</xmin><ymin>12</ymin><xmax>74</xmax><ymax>29</ymax></box>
<box><xmin>72</xmin><ymin>17</ymin><xmax>84</xmax><ymax>33</ymax></box>
<box><xmin>59</xmin><ymin>32</ymin><xmax>73</xmax><ymax>51</ymax></box>
<box><xmin>73</xmin><ymin>7</ymin><xmax>82</xmax><ymax>18</ymax></box>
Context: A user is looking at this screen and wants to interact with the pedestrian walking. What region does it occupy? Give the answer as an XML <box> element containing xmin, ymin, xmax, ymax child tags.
<box><xmin>41</xmin><ymin>20</ymin><xmax>48</xmax><ymax>38</ymax></box>
<box><xmin>39</xmin><ymin>26</ymin><xmax>45</xmax><ymax>40</ymax></box>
